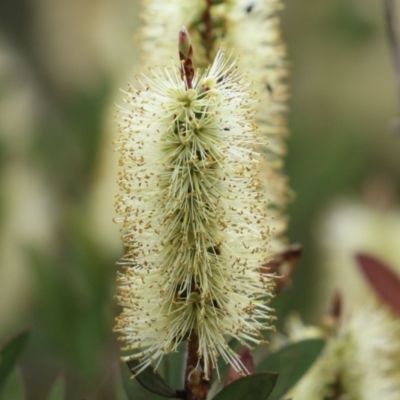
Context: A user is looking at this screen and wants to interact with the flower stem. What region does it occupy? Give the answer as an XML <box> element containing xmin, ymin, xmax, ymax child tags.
<box><xmin>185</xmin><ymin>331</ymin><xmax>211</xmax><ymax>400</ymax></box>
<box><xmin>180</xmin><ymin>27</ymin><xmax>211</xmax><ymax>398</ymax></box>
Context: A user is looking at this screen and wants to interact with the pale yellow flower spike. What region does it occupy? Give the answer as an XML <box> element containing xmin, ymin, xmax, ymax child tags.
<box><xmin>140</xmin><ymin>0</ymin><xmax>290</xmax><ymax>254</ymax></box>
<box><xmin>283</xmin><ymin>309</ymin><xmax>400</xmax><ymax>400</ymax></box>
<box><xmin>114</xmin><ymin>31</ymin><xmax>275</xmax><ymax>378</ymax></box>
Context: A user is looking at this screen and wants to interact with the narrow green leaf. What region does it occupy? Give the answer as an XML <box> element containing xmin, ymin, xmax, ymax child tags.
<box><xmin>257</xmin><ymin>339</ymin><xmax>325</xmax><ymax>400</ymax></box>
<box><xmin>162</xmin><ymin>342</ymin><xmax>185</xmax><ymax>389</ymax></box>
<box><xmin>0</xmin><ymin>331</ymin><xmax>30</xmax><ymax>391</ymax></box>
<box><xmin>121</xmin><ymin>361</ymin><xmax>178</xmax><ymax>400</ymax></box>
<box><xmin>127</xmin><ymin>360</ymin><xmax>177</xmax><ymax>398</ymax></box>
<box><xmin>46</xmin><ymin>376</ymin><xmax>65</xmax><ymax>400</ymax></box>
<box><xmin>0</xmin><ymin>369</ymin><xmax>25</xmax><ymax>400</ymax></box>
<box><xmin>212</xmin><ymin>372</ymin><xmax>278</xmax><ymax>400</ymax></box>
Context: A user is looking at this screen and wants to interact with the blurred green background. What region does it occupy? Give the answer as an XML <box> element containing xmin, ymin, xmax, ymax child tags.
<box><xmin>0</xmin><ymin>0</ymin><xmax>399</xmax><ymax>399</ymax></box>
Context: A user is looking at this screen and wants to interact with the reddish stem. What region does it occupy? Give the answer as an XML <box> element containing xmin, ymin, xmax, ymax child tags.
<box><xmin>185</xmin><ymin>331</ymin><xmax>211</xmax><ymax>400</ymax></box>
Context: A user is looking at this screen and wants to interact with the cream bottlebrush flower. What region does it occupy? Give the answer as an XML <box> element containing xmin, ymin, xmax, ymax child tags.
<box><xmin>139</xmin><ymin>0</ymin><xmax>289</xmax><ymax>253</ymax></box>
<box><xmin>283</xmin><ymin>309</ymin><xmax>400</xmax><ymax>400</ymax></box>
<box><xmin>114</xmin><ymin>42</ymin><xmax>275</xmax><ymax>378</ymax></box>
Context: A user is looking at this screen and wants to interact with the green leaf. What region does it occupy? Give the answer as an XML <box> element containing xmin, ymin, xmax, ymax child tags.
<box><xmin>0</xmin><ymin>331</ymin><xmax>30</xmax><ymax>391</ymax></box>
<box><xmin>127</xmin><ymin>360</ymin><xmax>177</xmax><ymax>398</ymax></box>
<box><xmin>46</xmin><ymin>376</ymin><xmax>65</xmax><ymax>400</ymax></box>
<box><xmin>162</xmin><ymin>342</ymin><xmax>185</xmax><ymax>389</ymax></box>
<box><xmin>0</xmin><ymin>369</ymin><xmax>25</xmax><ymax>400</ymax></box>
<box><xmin>212</xmin><ymin>372</ymin><xmax>278</xmax><ymax>400</ymax></box>
<box><xmin>121</xmin><ymin>361</ymin><xmax>178</xmax><ymax>400</ymax></box>
<box><xmin>257</xmin><ymin>339</ymin><xmax>325</xmax><ymax>400</ymax></box>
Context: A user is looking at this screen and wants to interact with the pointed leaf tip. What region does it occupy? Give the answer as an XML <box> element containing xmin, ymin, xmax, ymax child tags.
<box><xmin>178</xmin><ymin>26</ymin><xmax>192</xmax><ymax>59</ymax></box>
<box><xmin>122</xmin><ymin>360</ymin><xmax>177</xmax><ymax>399</ymax></box>
<box><xmin>214</xmin><ymin>372</ymin><xmax>278</xmax><ymax>400</ymax></box>
<box><xmin>46</xmin><ymin>376</ymin><xmax>66</xmax><ymax>400</ymax></box>
<box><xmin>257</xmin><ymin>338</ymin><xmax>325</xmax><ymax>400</ymax></box>
<box><xmin>178</xmin><ymin>27</ymin><xmax>194</xmax><ymax>88</ymax></box>
<box><xmin>355</xmin><ymin>252</ymin><xmax>400</xmax><ymax>315</ymax></box>
<box><xmin>0</xmin><ymin>330</ymin><xmax>30</xmax><ymax>391</ymax></box>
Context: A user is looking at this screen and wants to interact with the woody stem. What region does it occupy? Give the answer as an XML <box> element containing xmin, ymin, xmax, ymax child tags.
<box><xmin>185</xmin><ymin>331</ymin><xmax>211</xmax><ymax>400</ymax></box>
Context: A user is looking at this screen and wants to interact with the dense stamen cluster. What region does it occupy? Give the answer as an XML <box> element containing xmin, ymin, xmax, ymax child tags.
<box><xmin>115</xmin><ymin>48</ymin><xmax>274</xmax><ymax>378</ymax></box>
<box><xmin>283</xmin><ymin>309</ymin><xmax>400</xmax><ymax>400</ymax></box>
<box><xmin>140</xmin><ymin>0</ymin><xmax>290</xmax><ymax>254</ymax></box>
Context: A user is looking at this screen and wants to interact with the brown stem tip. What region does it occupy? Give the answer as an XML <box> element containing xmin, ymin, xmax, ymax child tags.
<box><xmin>179</xmin><ymin>26</ymin><xmax>195</xmax><ymax>89</ymax></box>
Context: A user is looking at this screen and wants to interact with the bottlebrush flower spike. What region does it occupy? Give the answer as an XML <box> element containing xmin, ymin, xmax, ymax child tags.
<box><xmin>114</xmin><ymin>35</ymin><xmax>275</xmax><ymax>379</ymax></box>
<box><xmin>283</xmin><ymin>308</ymin><xmax>400</xmax><ymax>400</ymax></box>
<box><xmin>140</xmin><ymin>0</ymin><xmax>290</xmax><ymax>254</ymax></box>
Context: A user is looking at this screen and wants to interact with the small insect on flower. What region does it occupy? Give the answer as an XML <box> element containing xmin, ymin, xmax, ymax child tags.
<box><xmin>114</xmin><ymin>27</ymin><xmax>275</xmax><ymax>380</ymax></box>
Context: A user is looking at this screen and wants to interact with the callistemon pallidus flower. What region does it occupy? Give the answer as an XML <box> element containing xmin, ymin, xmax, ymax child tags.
<box><xmin>114</xmin><ymin>28</ymin><xmax>275</xmax><ymax>378</ymax></box>
<box><xmin>281</xmin><ymin>309</ymin><xmax>400</xmax><ymax>400</ymax></box>
<box><xmin>140</xmin><ymin>0</ymin><xmax>290</xmax><ymax>253</ymax></box>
